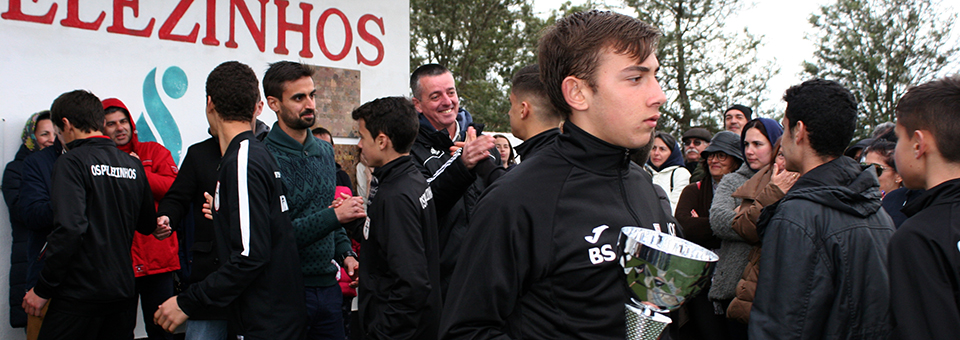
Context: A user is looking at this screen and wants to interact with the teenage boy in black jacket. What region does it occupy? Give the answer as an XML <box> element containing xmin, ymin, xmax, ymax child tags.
<box><xmin>353</xmin><ymin>97</ymin><xmax>442</xmax><ymax>340</ymax></box>
<box><xmin>154</xmin><ymin>61</ymin><xmax>307</xmax><ymax>340</ymax></box>
<box><xmin>888</xmin><ymin>75</ymin><xmax>960</xmax><ymax>340</ymax></box>
<box><xmin>441</xmin><ymin>11</ymin><xmax>677</xmax><ymax>339</ymax></box>
<box><xmin>21</xmin><ymin>90</ymin><xmax>159</xmax><ymax>339</ymax></box>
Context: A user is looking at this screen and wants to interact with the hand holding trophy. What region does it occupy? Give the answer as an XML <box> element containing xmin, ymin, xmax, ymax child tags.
<box><xmin>619</xmin><ymin>227</ymin><xmax>719</xmax><ymax>339</ymax></box>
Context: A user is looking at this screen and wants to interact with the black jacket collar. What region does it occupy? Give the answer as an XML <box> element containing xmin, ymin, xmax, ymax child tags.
<box><xmin>557</xmin><ymin>123</ymin><xmax>634</xmax><ymax>175</ymax></box>
<box><xmin>372</xmin><ymin>155</ymin><xmax>413</xmax><ymax>182</ymax></box>
<box><xmin>902</xmin><ymin>178</ymin><xmax>960</xmax><ymax>217</ymax></box>
<box><xmin>65</xmin><ymin>136</ymin><xmax>115</xmax><ymax>150</ymax></box>
<box><xmin>515</xmin><ymin>128</ymin><xmax>559</xmax><ymax>160</ymax></box>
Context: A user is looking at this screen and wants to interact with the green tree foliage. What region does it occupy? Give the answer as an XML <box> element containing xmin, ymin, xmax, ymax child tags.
<box><xmin>624</xmin><ymin>0</ymin><xmax>778</xmax><ymax>138</ymax></box>
<box><xmin>410</xmin><ymin>0</ymin><xmax>598</xmax><ymax>132</ymax></box>
<box><xmin>804</xmin><ymin>0</ymin><xmax>957</xmax><ymax>140</ymax></box>
<box><xmin>410</xmin><ymin>0</ymin><xmax>543</xmax><ymax>131</ymax></box>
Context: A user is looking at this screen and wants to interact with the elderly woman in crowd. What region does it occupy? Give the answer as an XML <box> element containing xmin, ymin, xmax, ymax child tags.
<box><xmin>708</xmin><ymin>117</ymin><xmax>782</xmax><ymax>339</ymax></box>
<box><xmin>673</xmin><ymin>130</ymin><xmax>743</xmax><ymax>340</ymax></box>
<box><xmin>646</xmin><ymin>131</ymin><xmax>691</xmax><ymax>214</ymax></box>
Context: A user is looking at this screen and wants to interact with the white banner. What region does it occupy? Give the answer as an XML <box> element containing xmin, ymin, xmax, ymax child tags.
<box><xmin>0</xmin><ymin>0</ymin><xmax>409</xmax><ymax>337</ymax></box>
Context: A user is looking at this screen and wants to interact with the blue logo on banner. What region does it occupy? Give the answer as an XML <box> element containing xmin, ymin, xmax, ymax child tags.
<box><xmin>138</xmin><ymin>66</ymin><xmax>185</xmax><ymax>165</ymax></box>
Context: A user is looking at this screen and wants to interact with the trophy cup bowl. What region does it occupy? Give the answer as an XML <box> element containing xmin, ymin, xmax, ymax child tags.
<box><xmin>619</xmin><ymin>227</ymin><xmax>719</xmax><ymax>339</ymax></box>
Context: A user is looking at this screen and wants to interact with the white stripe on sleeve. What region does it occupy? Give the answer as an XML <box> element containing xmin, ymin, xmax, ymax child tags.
<box><xmin>238</xmin><ymin>140</ymin><xmax>251</xmax><ymax>257</ymax></box>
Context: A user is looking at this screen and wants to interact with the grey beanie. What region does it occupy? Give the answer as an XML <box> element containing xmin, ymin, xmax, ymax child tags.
<box><xmin>701</xmin><ymin>131</ymin><xmax>743</xmax><ymax>163</ymax></box>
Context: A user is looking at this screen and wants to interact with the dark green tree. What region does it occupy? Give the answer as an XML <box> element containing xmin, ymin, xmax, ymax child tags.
<box><xmin>803</xmin><ymin>0</ymin><xmax>957</xmax><ymax>140</ymax></box>
<box><xmin>410</xmin><ymin>0</ymin><xmax>543</xmax><ymax>131</ymax></box>
<box><xmin>410</xmin><ymin>0</ymin><xmax>600</xmax><ymax>131</ymax></box>
<box><xmin>624</xmin><ymin>0</ymin><xmax>778</xmax><ymax>137</ymax></box>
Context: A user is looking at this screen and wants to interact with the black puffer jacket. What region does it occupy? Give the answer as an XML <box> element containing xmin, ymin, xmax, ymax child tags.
<box><xmin>749</xmin><ymin>156</ymin><xmax>894</xmax><ymax>339</ymax></box>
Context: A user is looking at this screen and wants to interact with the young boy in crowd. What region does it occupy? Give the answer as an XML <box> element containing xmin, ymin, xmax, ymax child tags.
<box><xmin>352</xmin><ymin>97</ymin><xmax>442</xmax><ymax>339</ymax></box>
<box><xmin>887</xmin><ymin>75</ymin><xmax>960</xmax><ymax>340</ymax></box>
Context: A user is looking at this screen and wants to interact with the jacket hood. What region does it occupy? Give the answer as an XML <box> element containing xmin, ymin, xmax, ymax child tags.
<box><xmin>782</xmin><ymin>156</ymin><xmax>882</xmax><ymax>218</ymax></box>
<box><xmin>21</xmin><ymin>110</ymin><xmax>48</xmax><ymax>152</ymax></box>
<box><xmin>647</xmin><ymin>132</ymin><xmax>685</xmax><ymax>172</ymax></box>
<box><xmin>101</xmin><ymin>98</ymin><xmax>139</xmax><ymax>153</ymax></box>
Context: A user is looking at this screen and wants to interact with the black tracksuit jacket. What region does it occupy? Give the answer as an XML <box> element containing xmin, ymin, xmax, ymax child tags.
<box><xmin>33</xmin><ymin>137</ymin><xmax>155</xmax><ymax>312</ymax></box>
<box><xmin>156</xmin><ymin>137</ymin><xmax>226</xmax><ymax>320</ymax></box>
<box><xmin>888</xmin><ymin>178</ymin><xmax>960</xmax><ymax>339</ymax></box>
<box><xmin>359</xmin><ymin>155</ymin><xmax>442</xmax><ymax>340</ymax></box>
<box><xmin>176</xmin><ymin>132</ymin><xmax>306</xmax><ymax>339</ymax></box>
<box><xmin>440</xmin><ymin>123</ymin><xmax>677</xmax><ymax>339</ymax></box>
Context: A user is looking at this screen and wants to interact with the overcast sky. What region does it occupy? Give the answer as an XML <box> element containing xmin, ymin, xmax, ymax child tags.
<box><xmin>531</xmin><ymin>0</ymin><xmax>959</xmax><ymax>115</ymax></box>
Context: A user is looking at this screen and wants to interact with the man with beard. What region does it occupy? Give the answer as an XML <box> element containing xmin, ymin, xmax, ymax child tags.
<box><xmin>261</xmin><ymin>61</ymin><xmax>366</xmax><ymax>339</ymax></box>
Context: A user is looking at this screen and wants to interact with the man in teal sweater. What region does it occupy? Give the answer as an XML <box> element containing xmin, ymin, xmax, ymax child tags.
<box><xmin>262</xmin><ymin>61</ymin><xmax>366</xmax><ymax>339</ymax></box>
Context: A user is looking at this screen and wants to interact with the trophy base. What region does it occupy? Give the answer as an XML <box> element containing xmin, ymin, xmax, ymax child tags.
<box><xmin>625</xmin><ymin>300</ymin><xmax>672</xmax><ymax>340</ymax></box>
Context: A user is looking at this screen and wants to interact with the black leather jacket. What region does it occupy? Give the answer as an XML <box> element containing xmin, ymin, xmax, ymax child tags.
<box><xmin>749</xmin><ymin>156</ymin><xmax>894</xmax><ymax>339</ymax></box>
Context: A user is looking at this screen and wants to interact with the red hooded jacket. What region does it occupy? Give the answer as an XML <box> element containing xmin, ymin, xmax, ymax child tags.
<box><xmin>102</xmin><ymin>98</ymin><xmax>180</xmax><ymax>277</ymax></box>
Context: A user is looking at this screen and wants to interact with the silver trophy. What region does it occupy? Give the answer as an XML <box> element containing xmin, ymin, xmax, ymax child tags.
<box><xmin>619</xmin><ymin>227</ymin><xmax>719</xmax><ymax>340</ymax></box>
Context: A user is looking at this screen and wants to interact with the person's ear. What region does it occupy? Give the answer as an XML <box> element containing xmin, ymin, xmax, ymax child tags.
<box><xmin>562</xmin><ymin>76</ymin><xmax>589</xmax><ymax>112</ymax></box>
<box><xmin>793</xmin><ymin>120</ymin><xmax>807</xmax><ymax>145</ymax></box>
<box><xmin>376</xmin><ymin>132</ymin><xmax>389</xmax><ymax>151</ymax></box>
<box><xmin>520</xmin><ymin>101</ymin><xmax>531</xmax><ymax>120</ymax></box>
<box><xmin>266</xmin><ymin>96</ymin><xmax>281</xmax><ymax>113</ymax></box>
<box><xmin>914</xmin><ymin>130</ymin><xmax>930</xmax><ymax>159</ymax></box>
<box><xmin>254</xmin><ymin>101</ymin><xmax>264</xmax><ymax>120</ymax></box>
<box><xmin>411</xmin><ymin>96</ymin><xmax>423</xmax><ymax>113</ymax></box>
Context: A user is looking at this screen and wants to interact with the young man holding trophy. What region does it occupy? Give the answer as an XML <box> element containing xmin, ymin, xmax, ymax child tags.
<box><xmin>439</xmin><ymin>10</ymin><xmax>700</xmax><ymax>339</ymax></box>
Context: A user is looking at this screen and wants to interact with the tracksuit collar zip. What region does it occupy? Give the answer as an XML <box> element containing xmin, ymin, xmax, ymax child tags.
<box><xmin>65</xmin><ymin>136</ymin><xmax>115</xmax><ymax>150</ymax></box>
<box><xmin>515</xmin><ymin>128</ymin><xmax>560</xmax><ymax>160</ymax></box>
<box><xmin>264</xmin><ymin>122</ymin><xmax>322</xmax><ymax>157</ymax></box>
<box><xmin>557</xmin><ymin>122</ymin><xmax>635</xmax><ymax>175</ymax></box>
<box><xmin>372</xmin><ymin>155</ymin><xmax>413</xmax><ymax>183</ymax></box>
<box><xmin>902</xmin><ymin>177</ymin><xmax>960</xmax><ymax>217</ymax></box>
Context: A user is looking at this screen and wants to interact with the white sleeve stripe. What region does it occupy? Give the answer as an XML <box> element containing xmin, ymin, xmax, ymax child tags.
<box><xmin>426</xmin><ymin>148</ymin><xmax>462</xmax><ymax>184</ymax></box>
<box><xmin>238</xmin><ymin>140</ymin><xmax>251</xmax><ymax>257</ymax></box>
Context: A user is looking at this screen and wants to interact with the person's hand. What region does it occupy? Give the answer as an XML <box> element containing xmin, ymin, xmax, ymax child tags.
<box><xmin>690</xmin><ymin>209</ymin><xmax>699</xmax><ymax>218</ymax></box>
<box><xmin>455</xmin><ymin>127</ymin><xmax>495</xmax><ymax>170</ymax></box>
<box><xmin>329</xmin><ymin>192</ymin><xmax>350</xmax><ymax>209</ymax></box>
<box><xmin>154</xmin><ymin>216</ymin><xmax>173</xmax><ymax>240</ymax></box>
<box><xmin>771</xmin><ymin>163</ymin><xmax>799</xmax><ymax>193</ymax></box>
<box><xmin>334</xmin><ymin>194</ymin><xmax>366</xmax><ymax>223</ymax></box>
<box><xmin>130</xmin><ymin>152</ymin><xmax>140</xmax><ymax>160</ymax></box>
<box><xmin>344</xmin><ymin>256</ymin><xmax>359</xmax><ymax>281</ymax></box>
<box><xmin>202</xmin><ymin>192</ymin><xmax>214</xmax><ymax>220</ymax></box>
<box><xmin>154</xmin><ymin>296</ymin><xmax>189</xmax><ymax>333</ymax></box>
<box><xmin>22</xmin><ymin>289</ymin><xmax>47</xmax><ymax>317</ymax></box>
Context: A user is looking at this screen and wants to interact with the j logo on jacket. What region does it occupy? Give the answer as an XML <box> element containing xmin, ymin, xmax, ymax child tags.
<box><xmin>586</xmin><ymin>225</ymin><xmax>616</xmax><ymax>265</ymax></box>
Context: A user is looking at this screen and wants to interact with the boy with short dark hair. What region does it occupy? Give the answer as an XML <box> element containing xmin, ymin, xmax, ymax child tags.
<box><xmin>887</xmin><ymin>75</ymin><xmax>960</xmax><ymax>340</ymax></box>
<box><xmin>352</xmin><ymin>96</ymin><xmax>441</xmax><ymax>339</ymax></box>
<box><xmin>22</xmin><ymin>90</ymin><xmax>158</xmax><ymax>340</ymax></box>
<box><xmin>153</xmin><ymin>61</ymin><xmax>308</xmax><ymax>339</ymax></box>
